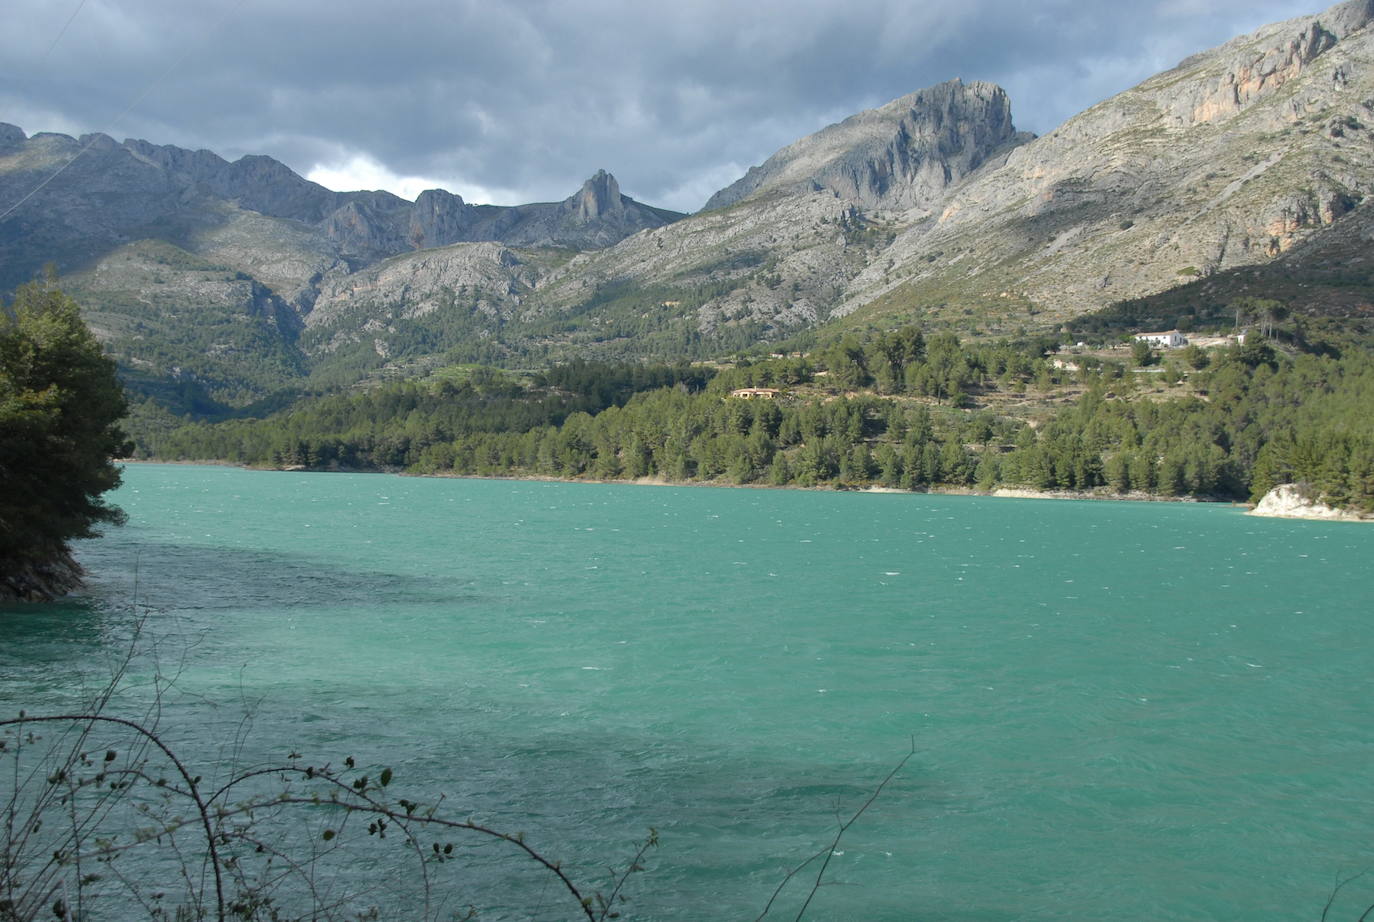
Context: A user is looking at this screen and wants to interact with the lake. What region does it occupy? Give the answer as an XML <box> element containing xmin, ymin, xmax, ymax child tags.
<box><xmin>3</xmin><ymin>463</ymin><xmax>1372</xmax><ymax>920</ymax></box>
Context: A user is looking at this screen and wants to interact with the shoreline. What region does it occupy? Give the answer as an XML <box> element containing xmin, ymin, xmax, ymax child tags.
<box><xmin>119</xmin><ymin>460</ymin><xmax>1370</xmax><ymax>521</ymax></box>
<box><xmin>120</xmin><ymin>459</ymin><xmax>1371</xmax><ymax>521</ymax></box>
<box><xmin>118</xmin><ymin>457</ymin><xmax>1245</xmax><ymax>506</ymax></box>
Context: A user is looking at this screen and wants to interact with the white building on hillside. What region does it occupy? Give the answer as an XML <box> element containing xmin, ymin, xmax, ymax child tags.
<box><xmin>1134</xmin><ymin>330</ymin><xmax>1188</xmax><ymax>348</ymax></box>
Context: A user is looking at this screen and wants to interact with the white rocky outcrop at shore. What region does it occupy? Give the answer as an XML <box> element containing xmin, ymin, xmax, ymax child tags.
<box><xmin>1248</xmin><ymin>483</ymin><xmax>1372</xmax><ymax>522</ymax></box>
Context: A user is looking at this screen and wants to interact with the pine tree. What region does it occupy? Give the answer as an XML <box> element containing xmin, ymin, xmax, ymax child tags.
<box><xmin>1</xmin><ymin>279</ymin><xmax>129</xmax><ymax>600</ymax></box>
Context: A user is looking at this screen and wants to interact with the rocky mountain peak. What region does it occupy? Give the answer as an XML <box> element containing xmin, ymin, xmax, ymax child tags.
<box><xmin>0</xmin><ymin>123</ymin><xmax>27</xmax><ymax>152</ymax></box>
<box><xmin>703</xmin><ymin>78</ymin><xmax>1030</xmax><ymax>213</ymax></box>
<box><xmin>570</xmin><ymin>170</ymin><xmax>625</xmax><ymax>221</ymax></box>
<box><xmin>77</xmin><ymin>132</ymin><xmax>119</xmax><ymax>154</ymax></box>
<box><xmin>409</xmin><ymin>188</ymin><xmax>471</xmax><ymax>249</ymax></box>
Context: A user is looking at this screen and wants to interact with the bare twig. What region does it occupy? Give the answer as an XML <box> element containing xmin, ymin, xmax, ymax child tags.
<box><xmin>1324</xmin><ymin>870</ymin><xmax>1371</xmax><ymax>922</ymax></box>
<box><xmin>757</xmin><ymin>738</ymin><xmax>915</xmax><ymax>922</ymax></box>
<box><xmin>597</xmin><ymin>827</ymin><xmax>657</xmax><ymax>921</ymax></box>
<box><xmin>1</xmin><ymin>712</ymin><xmax>227</xmax><ymax>921</ymax></box>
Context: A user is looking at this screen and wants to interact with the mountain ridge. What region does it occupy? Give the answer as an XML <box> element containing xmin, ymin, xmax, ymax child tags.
<box><xmin>6</xmin><ymin>0</ymin><xmax>1374</xmax><ymax>422</ymax></box>
<box><xmin>0</xmin><ymin>127</ymin><xmax>683</xmax><ymax>291</ymax></box>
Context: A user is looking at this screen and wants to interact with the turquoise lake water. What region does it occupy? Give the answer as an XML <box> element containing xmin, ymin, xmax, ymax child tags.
<box><xmin>3</xmin><ymin>463</ymin><xmax>1373</xmax><ymax>920</ymax></box>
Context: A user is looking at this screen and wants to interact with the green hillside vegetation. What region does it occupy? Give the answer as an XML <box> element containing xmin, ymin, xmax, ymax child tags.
<box><xmin>1067</xmin><ymin>252</ymin><xmax>1374</xmax><ymax>353</ymax></box>
<box><xmin>145</xmin><ymin>322</ymin><xmax>1374</xmax><ymax>512</ymax></box>
<box><xmin>302</xmin><ymin>275</ymin><xmax>768</xmax><ymax>387</ymax></box>
<box><xmin>149</xmin><ymin>360</ymin><xmax>711</xmax><ymax>468</ymax></box>
<box><xmin>64</xmin><ymin>239</ymin><xmax>307</xmax><ymax>415</ymax></box>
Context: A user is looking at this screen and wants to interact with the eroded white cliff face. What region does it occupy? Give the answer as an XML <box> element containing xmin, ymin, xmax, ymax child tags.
<box><xmin>1249</xmin><ymin>483</ymin><xmax>1372</xmax><ymax>521</ymax></box>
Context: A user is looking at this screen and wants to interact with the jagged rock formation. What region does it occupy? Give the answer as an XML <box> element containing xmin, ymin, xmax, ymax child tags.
<box><xmin>572</xmin><ymin>170</ymin><xmax>621</xmax><ymax>220</ymax></box>
<box><xmin>118</xmin><ymin>138</ymin><xmax>683</xmax><ymax>254</ymax></box>
<box><xmin>409</xmin><ymin>189</ymin><xmax>470</xmax><ymax>250</ymax></box>
<box><xmin>530</xmin><ymin>188</ymin><xmax>868</xmax><ymax>338</ymax></box>
<box><xmin>704</xmin><ymin>80</ymin><xmax>1030</xmax><ymax>213</ymax></box>
<box><xmin>307</xmin><ymin>168</ymin><xmax>680</xmax><ymax>258</ymax></box>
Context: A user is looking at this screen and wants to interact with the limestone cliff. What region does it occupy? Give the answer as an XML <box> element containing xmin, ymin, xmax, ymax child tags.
<box><xmin>704</xmin><ymin>80</ymin><xmax>1030</xmax><ymax>213</ymax></box>
<box><xmin>834</xmin><ymin>0</ymin><xmax>1374</xmax><ymax>326</ymax></box>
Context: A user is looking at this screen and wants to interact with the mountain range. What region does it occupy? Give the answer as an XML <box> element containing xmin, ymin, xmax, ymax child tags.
<box><xmin>3</xmin><ymin>0</ymin><xmax>1374</xmax><ymax>418</ymax></box>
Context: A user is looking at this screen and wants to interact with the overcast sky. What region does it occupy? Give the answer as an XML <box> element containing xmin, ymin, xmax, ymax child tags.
<box><xmin>3</xmin><ymin>0</ymin><xmax>1326</xmax><ymax>213</ymax></box>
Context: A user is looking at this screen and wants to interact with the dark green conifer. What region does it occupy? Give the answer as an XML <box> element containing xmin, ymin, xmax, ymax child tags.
<box><xmin>1</xmin><ymin>279</ymin><xmax>129</xmax><ymax>599</ymax></box>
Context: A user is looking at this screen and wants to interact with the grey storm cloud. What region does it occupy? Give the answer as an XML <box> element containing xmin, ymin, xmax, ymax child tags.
<box><xmin>3</xmin><ymin>0</ymin><xmax>1325</xmax><ymax>211</ymax></box>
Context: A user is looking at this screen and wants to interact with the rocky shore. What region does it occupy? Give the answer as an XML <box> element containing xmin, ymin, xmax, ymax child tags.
<box><xmin>1</xmin><ymin>549</ymin><xmax>85</xmax><ymax>603</ymax></box>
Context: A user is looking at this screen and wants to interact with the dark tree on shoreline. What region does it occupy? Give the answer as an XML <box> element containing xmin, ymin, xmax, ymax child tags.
<box><xmin>1</xmin><ymin>278</ymin><xmax>130</xmax><ymax>601</ymax></box>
